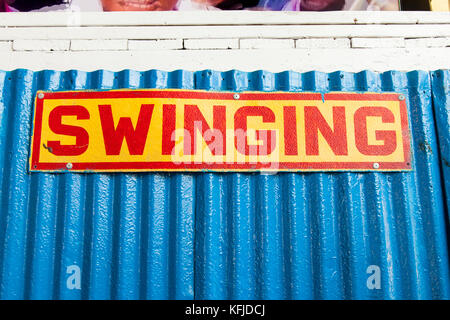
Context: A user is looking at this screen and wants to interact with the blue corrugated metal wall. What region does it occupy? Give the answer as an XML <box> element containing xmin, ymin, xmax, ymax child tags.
<box><xmin>431</xmin><ymin>70</ymin><xmax>450</xmax><ymax>218</ymax></box>
<box><xmin>0</xmin><ymin>69</ymin><xmax>448</xmax><ymax>300</ymax></box>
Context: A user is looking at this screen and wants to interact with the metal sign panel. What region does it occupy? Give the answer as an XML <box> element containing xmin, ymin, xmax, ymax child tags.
<box><xmin>29</xmin><ymin>89</ymin><xmax>411</xmax><ymax>172</ymax></box>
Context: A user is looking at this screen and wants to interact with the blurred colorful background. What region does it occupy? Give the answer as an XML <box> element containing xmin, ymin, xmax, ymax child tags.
<box><xmin>0</xmin><ymin>0</ymin><xmax>407</xmax><ymax>12</ymax></box>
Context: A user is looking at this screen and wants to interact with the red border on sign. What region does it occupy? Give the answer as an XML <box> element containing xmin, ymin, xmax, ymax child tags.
<box><xmin>31</xmin><ymin>95</ymin><xmax>44</xmax><ymax>170</ymax></box>
<box><xmin>30</xmin><ymin>90</ymin><xmax>411</xmax><ymax>172</ymax></box>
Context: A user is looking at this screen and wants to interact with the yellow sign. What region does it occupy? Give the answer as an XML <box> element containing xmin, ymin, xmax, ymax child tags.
<box><xmin>30</xmin><ymin>89</ymin><xmax>411</xmax><ymax>172</ymax></box>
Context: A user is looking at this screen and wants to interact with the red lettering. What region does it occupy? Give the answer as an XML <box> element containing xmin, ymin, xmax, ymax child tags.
<box><xmin>283</xmin><ymin>106</ymin><xmax>298</xmax><ymax>156</ymax></box>
<box><xmin>354</xmin><ymin>107</ymin><xmax>397</xmax><ymax>156</ymax></box>
<box><xmin>304</xmin><ymin>106</ymin><xmax>348</xmax><ymax>156</ymax></box>
<box><xmin>99</xmin><ymin>104</ymin><xmax>154</xmax><ymax>155</ymax></box>
<box><xmin>183</xmin><ymin>104</ymin><xmax>226</xmax><ymax>155</ymax></box>
<box><xmin>234</xmin><ymin>106</ymin><xmax>276</xmax><ymax>156</ymax></box>
<box><xmin>162</xmin><ymin>104</ymin><xmax>176</xmax><ymax>155</ymax></box>
<box><xmin>47</xmin><ymin>105</ymin><xmax>89</xmax><ymax>156</ymax></box>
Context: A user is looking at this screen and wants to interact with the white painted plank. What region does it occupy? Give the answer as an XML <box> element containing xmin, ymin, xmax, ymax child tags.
<box><xmin>128</xmin><ymin>39</ymin><xmax>183</xmax><ymax>50</ymax></box>
<box><xmin>0</xmin><ymin>48</ymin><xmax>448</xmax><ymax>72</ymax></box>
<box><xmin>351</xmin><ymin>38</ymin><xmax>405</xmax><ymax>48</ymax></box>
<box><xmin>0</xmin><ymin>24</ymin><xmax>449</xmax><ymax>41</ymax></box>
<box><xmin>405</xmin><ymin>37</ymin><xmax>450</xmax><ymax>48</ymax></box>
<box><xmin>70</xmin><ymin>39</ymin><xmax>128</xmax><ymax>51</ymax></box>
<box><xmin>240</xmin><ymin>39</ymin><xmax>294</xmax><ymax>49</ymax></box>
<box><xmin>13</xmin><ymin>39</ymin><xmax>70</xmax><ymax>51</ymax></box>
<box><xmin>0</xmin><ymin>41</ymin><xmax>12</xmax><ymax>51</ymax></box>
<box><xmin>295</xmin><ymin>38</ymin><xmax>350</xmax><ymax>48</ymax></box>
<box><xmin>184</xmin><ymin>39</ymin><xmax>239</xmax><ymax>50</ymax></box>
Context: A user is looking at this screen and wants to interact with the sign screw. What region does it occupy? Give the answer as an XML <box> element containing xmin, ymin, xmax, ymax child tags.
<box><xmin>373</xmin><ymin>163</ymin><xmax>380</xmax><ymax>169</ymax></box>
<box><xmin>233</xmin><ymin>93</ymin><xmax>240</xmax><ymax>100</ymax></box>
<box><xmin>398</xmin><ymin>94</ymin><xmax>405</xmax><ymax>101</ymax></box>
<box><xmin>66</xmin><ymin>163</ymin><xmax>73</xmax><ymax>170</ymax></box>
<box><xmin>38</xmin><ymin>92</ymin><xmax>44</xmax><ymax>99</ymax></box>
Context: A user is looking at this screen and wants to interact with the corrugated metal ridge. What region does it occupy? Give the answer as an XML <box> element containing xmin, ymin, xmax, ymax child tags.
<box><xmin>0</xmin><ymin>69</ymin><xmax>449</xmax><ymax>300</ymax></box>
<box><xmin>431</xmin><ymin>70</ymin><xmax>450</xmax><ymax>218</ymax></box>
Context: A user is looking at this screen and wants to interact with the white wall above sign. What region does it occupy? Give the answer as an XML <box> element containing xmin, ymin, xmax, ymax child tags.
<box><xmin>0</xmin><ymin>11</ymin><xmax>448</xmax><ymax>72</ymax></box>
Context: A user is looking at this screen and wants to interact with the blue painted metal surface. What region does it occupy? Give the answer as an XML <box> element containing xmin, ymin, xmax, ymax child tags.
<box><xmin>431</xmin><ymin>70</ymin><xmax>450</xmax><ymax>217</ymax></box>
<box><xmin>0</xmin><ymin>69</ymin><xmax>449</xmax><ymax>300</ymax></box>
